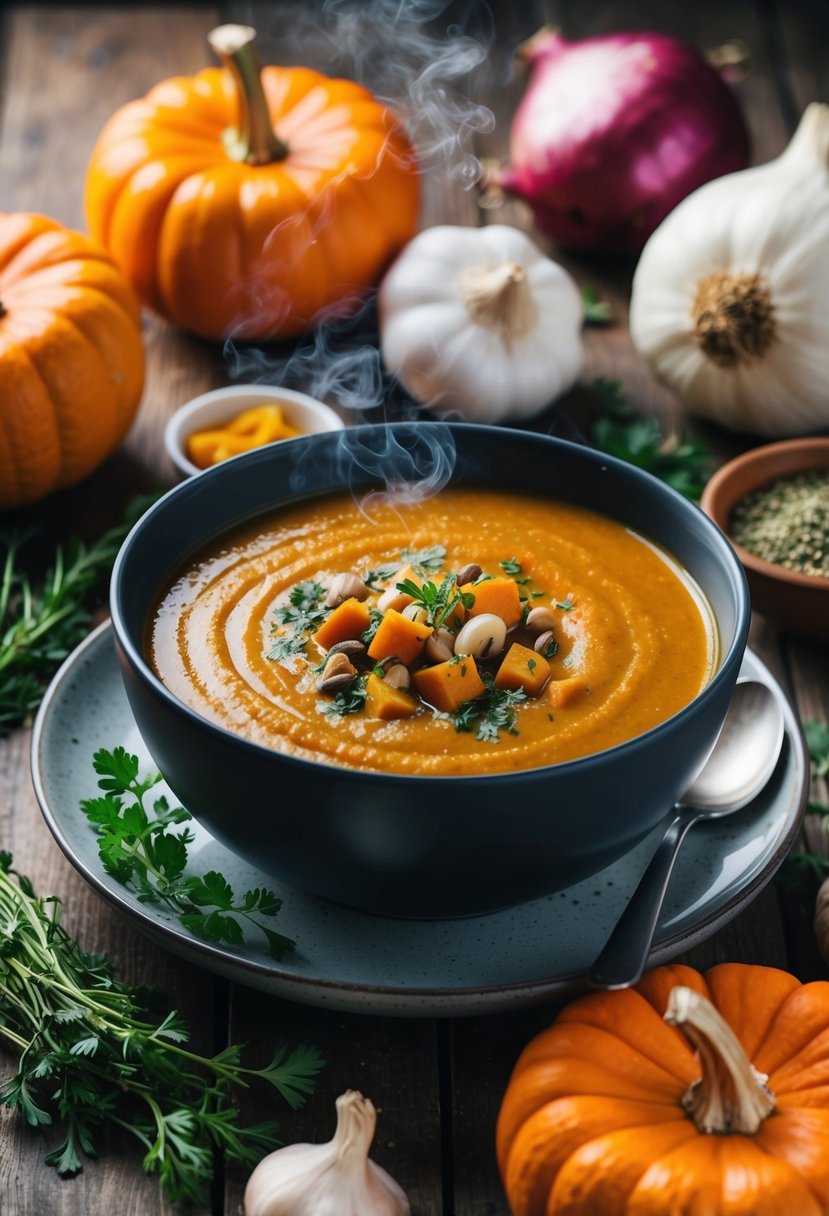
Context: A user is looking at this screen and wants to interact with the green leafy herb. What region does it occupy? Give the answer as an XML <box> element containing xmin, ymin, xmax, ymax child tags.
<box><xmin>363</xmin><ymin>563</ymin><xmax>398</xmax><ymax>590</ymax></box>
<box><xmin>581</xmin><ymin>284</ymin><xmax>613</xmax><ymax>325</ymax></box>
<box><xmin>396</xmin><ymin>574</ymin><xmax>474</xmax><ymax>629</ymax></box>
<box><xmin>0</xmin><ymin>497</ymin><xmax>155</xmax><ymax>732</ymax></box>
<box><xmin>527</xmin><ymin>658</ymin><xmax>537</xmax><ymax>673</ymax></box>
<box><xmin>0</xmin><ymin>853</ymin><xmax>322</xmax><ymax>1204</ymax></box>
<box><xmin>320</xmin><ymin>676</ymin><xmax>367</xmax><ymax>718</ymax></box>
<box><xmin>80</xmin><ymin>748</ymin><xmax>294</xmax><ymax>960</ymax></box>
<box><xmin>590</xmin><ymin>378</ymin><xmax>712</xmax><ymax>501</ymax></box>
<box><xmin>400</xmin><ymin>543</ymin><xmax>446</xmax><ymax>573</ymax></box>
<box><xmin>361</xmin><ymin>607</ymin><xmax>383</xmax><ymax>646</ymax></box>
<box><xmin>268</xmin><ymin>580</ymin><xmax>327</xmax><ymax>664</ymax></box>
<box><xmin>449</xmin><ymin>685</ymin><xmax>527</xmax><ymax>743</ymax></box>
<box><xmin>556</xmin><ymin>596</ymin><xmax>574</xmax><ymax>611</ymax></box>
<box><xmin>500</xmin><ymin>557</ymin><xmax>522</xmax><ymax>575</ymax></box>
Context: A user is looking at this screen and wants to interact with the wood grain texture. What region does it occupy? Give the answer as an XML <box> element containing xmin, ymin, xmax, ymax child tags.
<box><xmin>0</xmin><ymin>3</ymin><xmax>827</xmax><ymax>1214</ymax></box>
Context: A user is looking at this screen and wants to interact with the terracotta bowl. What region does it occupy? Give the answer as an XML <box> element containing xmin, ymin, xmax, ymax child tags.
<box><xmin>701</xmin><ymin>438</ymin><xmax>829</xmax><ymax>642</ymax></box>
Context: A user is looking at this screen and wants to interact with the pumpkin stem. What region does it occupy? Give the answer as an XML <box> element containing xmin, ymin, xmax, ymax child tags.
<box><xmin>665</xmin><ymin>986</ymin><xmax>776</xmax><ymax>1135</ymax></box>
<box><xmin>207</xmin><ymin>24</ymin><xmax>288</xmax><ymax>166</ymax></box>
<box><xmin>458</xmin><ymin>262</ymin><xmax>538</xmax><ymax>347</ymax></box>
<box><xmin>691</xmin><ymin>270</ymin><xmax>775</xmax><ymax>369</ymax></box>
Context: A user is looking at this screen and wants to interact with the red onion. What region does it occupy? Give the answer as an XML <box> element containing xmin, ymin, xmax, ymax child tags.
<box><xmin>496</xmin><ymin>28</ymin><xmax>749</xmax><ymax>255</ymax></box>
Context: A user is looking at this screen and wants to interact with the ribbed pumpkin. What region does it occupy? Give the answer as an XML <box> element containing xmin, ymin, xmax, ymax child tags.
<box><xmin>84</xmin><ymin>24</ymin><xmax>420</xmax><ymax>341</ymax></box>
<box><xmin>497</xmin><ymin>963</ymin><xmax>829</xmax><ymax>1215</ymax></box>
<box><xmin>0</xmin><ymin>212</ymin><xmax>145</xmax><ymax>511</ymax></box>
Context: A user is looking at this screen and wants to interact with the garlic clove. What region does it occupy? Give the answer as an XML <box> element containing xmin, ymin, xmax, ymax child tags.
<box><xmin>244</xmin><ymin>1090</ymin><xmax>410</xmax><ymax>1216</ymax></box>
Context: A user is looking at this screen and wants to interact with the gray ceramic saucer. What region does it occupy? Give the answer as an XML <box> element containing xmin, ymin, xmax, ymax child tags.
<box><xmin>31</xmin><ymin>623</ymin><xmax>807</xmax><ymax>1017</ymax></box>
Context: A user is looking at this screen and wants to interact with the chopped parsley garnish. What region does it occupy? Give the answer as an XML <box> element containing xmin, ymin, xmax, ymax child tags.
<box><xmin>363</xmin><ymin>563</ymin><xmax>398</xmax><ymax>590</ymax></box>
<box><xmin>396</xmin><ymin>574</ymin><xmax>475</xmax><ymax>628</ymax></box>
<box><xmin>268</xmin><ymin>580</ymin><xmax>327</xmax><ymax>663</ymax></box>
<box><xmin>527</xmin><ymin>658</ymin><xmax>537</xmax><ymax>673</ymax></box>
<box><xmin>500</xmin><ymin>557</ymin><xmax>522</xmax><ymax>575</ymax></box>
<box><xmin>361</xmin><ymin>607</ymin><xmax>383</xmax><ymax>645</ymax></box>
<box><xmin>556</xmin><ymin>596</ymin><xmax>574</xmax><ymax>611</ymax></box>
<box><xmin>449</xmin><ymin>686</ymin><xmax>528</xmax><ymax>743</ymax></box>
<box><xmin>400</xmin><ymin>543</ymin><xmax>446</xmax><ymax>573</ymax></box>
<box><xmin>320</xmin><ymin>677</ymin><xmax>367</xmax><ymax>718</ymax></box>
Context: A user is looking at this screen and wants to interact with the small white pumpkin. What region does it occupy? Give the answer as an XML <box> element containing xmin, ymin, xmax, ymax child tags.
<box><xmin>378</xmin><ymin>224</ymin><xmax>583</xmax><ymax>423</ymax></box>
<box><xmin>630</xmin><ymin>103</ymin><xmax>829</xmax><ymax>437</ymax></box>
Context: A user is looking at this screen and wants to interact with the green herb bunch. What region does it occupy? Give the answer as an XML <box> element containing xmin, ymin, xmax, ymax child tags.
<box><xmin>80</xmin><ymin>748</ymin><xmax>295</xmax><ymax>960</ymax></box>
<box><xmin>0</xmin><ymin>499</ymin><xmax>154</xmax><ymax>732</ymax></box>
<box><xmin>0</xmin><ymin>854</ymin><xmax>323</xmax><ymax>1204</ymax></box>
<box><xmin>590</xmin><ymin>378</ymin><xmax>712</xmax><ymax>501</ymax></box>
<box><xmin>450</xmin><ymin>680</ymin><xmax>527</xmax><ymax>743</ymax></box>
<box><xmin>395</xmin><ymin>573</ymin><xmax>475</xmax><ymax>629</ymax></box>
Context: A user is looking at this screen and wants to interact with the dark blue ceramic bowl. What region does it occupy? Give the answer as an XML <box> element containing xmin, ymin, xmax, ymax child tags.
<box><xmin>111</xmin><ymin>423</ymin><xmax>750</xmax><ymax>918</ymax></box>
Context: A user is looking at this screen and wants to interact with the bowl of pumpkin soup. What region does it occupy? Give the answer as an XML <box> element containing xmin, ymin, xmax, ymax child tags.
<box><xmin>111</xmin><ymin>423</ymin><xmax>750</xmax><ymax>917</ymax></box>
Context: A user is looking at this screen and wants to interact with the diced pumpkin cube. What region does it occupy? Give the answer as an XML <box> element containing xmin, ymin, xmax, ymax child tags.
<box><xmin>413</xmin><ymin>656</ymin><xmax>486</xmax><ymax>713</ymax></box>
<box><xmin>461</xmin><ymin>576</ymin><xmax>522</xmax><ymax>628</ymax></box>
<box><xmin>367</xmin><ymin>609</ymin><xmax>430</xmax><ymax>666</ymax></box>
<box><xmin>365</xmin><ymin>672</ymin><xmax>419</xmax><ymax>720</ymax></box>
<box><xmin>495</xmin><ymin>643</ymin><xmax>550</xmax><ymax>697</ymax></box>
<box><xmin>378</xmin><ymin>564</ymin><xmax>422</xmax><ymax>613</ymax></box>
<box><xmin>313</xmin><ymin>597</ymin><xmax>370</xmax><ymax>651</ymax></box>
<box><xmin>546</xmin><ymin>676</ymin><xmax>590</xmax><ymax>709</ymax></box>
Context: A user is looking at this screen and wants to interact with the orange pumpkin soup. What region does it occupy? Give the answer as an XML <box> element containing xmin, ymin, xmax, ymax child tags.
<box><xmin>150</xmin><ymin>488</ymin><xmax>716</xmax><ymax>775</ymax></box>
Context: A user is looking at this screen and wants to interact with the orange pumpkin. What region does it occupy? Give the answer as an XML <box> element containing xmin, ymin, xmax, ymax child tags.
<box><xmin>497</xmin><ymin>963</ymin><xmax>829</xmax><ymax>1215</ymax></box>
<box><xmin>84</xmin><ymin>24</ymin><xmax>420</xmax><ymax>341</ymax></box>
<box><xmin>0</xmin><ymin>212</ymin><xmax>145</xmax><ymax>511</ymax></box>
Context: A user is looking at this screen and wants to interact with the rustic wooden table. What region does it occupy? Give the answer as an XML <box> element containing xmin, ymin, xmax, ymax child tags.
<box><xmin>1</xmin><ymin>2</ymin><xmax>828</xmax><ymax>1213</ymax></box>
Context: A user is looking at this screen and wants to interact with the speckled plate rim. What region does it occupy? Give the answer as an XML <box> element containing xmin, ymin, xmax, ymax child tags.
<box><xmin>31</xmin><ymin>622</ymin><xmax>809</xmax><ymax>1017</ymax></box>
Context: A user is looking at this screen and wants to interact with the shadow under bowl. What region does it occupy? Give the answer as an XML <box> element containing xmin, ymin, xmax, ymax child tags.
<box><xmin>111</xmin><ymin>424</ymin><xmax>750</xmax><ymax>918</ymax></box>
<box><xmin>701</xmin><ymin>438</ymin><xmax>829</xmax><ymax>644</ymax></box>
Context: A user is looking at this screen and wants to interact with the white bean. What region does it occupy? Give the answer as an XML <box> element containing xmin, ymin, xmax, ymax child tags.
<box><xmin>453</xmin><ymin>613</ymin><xmax>506</xmax><ymax>661</ymax></box>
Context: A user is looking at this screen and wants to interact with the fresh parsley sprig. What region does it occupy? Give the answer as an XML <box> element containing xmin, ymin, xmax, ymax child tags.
<box><xmin>0</xmin><ymin>497</ymin><xmax>155</xmax><ymax>731</ymax></box>
<box><xmin>0</xmin><ymin>853</ymin><xmax>322</xmax><ymax>1204</ymax></box>
<box><xmin>80</xmin><ymin>747</ymin><xmax>295</xmax><ymax>961</ymax></box>
<box><xmin>400</xmin><ymin>543</ymin><xmax>446</xmax><ymax>573</ymax></box>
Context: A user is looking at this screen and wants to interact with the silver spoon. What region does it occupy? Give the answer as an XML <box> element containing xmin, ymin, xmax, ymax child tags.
<box><xmin>589</xmin><ymin>678</ymin><xmax>785</xmax><ymax>990</ymax></box>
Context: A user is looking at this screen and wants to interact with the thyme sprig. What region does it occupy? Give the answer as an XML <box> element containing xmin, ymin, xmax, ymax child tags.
<box><xmin>0</xmin><ymin>853</ymin><xmax>322</xmax><ymax>1204</ymax></box>
<box><xmin>0</xmin><ymin>497</ymin><xmax>155</xmax><ymax>731</ymax></box>
<box><xmin>396</xmin><ymin>574</ymin><xmax>475</xmax><ymax>629</ymax></box>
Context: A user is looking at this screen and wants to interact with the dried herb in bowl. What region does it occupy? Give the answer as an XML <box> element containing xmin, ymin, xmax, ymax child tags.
<box><xmin>729</xmin><ymin>470</ymin><xmax>829</xmax><ymax>578</ymax></box>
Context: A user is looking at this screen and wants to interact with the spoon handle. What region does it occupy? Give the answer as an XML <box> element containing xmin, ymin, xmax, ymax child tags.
<box><xmin>589</xmin><ymin>809</ymin><xmax>697</xmax><ymax>990</ymax></box>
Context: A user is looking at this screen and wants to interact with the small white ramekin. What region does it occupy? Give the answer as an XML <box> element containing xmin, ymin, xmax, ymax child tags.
<box><xmin>164</xmin><ymin>384</ymin><xmax>345</xmax><ymax>478</ymax></box>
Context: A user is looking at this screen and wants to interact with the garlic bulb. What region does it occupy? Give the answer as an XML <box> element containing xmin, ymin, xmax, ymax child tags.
<box><xmin>243</xmin><ymin>1090</ymin><xmax>409</xmax><ymax>1216</ymax></box>
<box><xmin>378</xmin><ymin>224</ymin><xmax>583</xmax><ymax>423</ymax></box>
<box><xmin>630</xmin><ymin>103</ymin><xmax>829</xmax><ymax>437</ymax></box>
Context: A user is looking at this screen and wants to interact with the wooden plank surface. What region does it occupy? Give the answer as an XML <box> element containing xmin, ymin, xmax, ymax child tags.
<box><xmin>0</xmin><ymin>3</ymin><xmax>827</xmax><ymax>1215</ymax></box>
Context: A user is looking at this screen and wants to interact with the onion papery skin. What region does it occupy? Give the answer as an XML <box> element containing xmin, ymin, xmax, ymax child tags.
<box><xmin>500</xmin><ymin>29</ymin><xmax>750</xmax><ymax>255</ymax></box>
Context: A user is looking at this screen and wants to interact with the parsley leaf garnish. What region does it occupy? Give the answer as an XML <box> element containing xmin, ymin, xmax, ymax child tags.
<box><xmin>363</xmin><ymin>563</ymin><xmax>398</xmax><ymax>590</ymax></box>
<box><xmin>449</xmin><ymin>686</ymin><xmax>528</xmax><ymax>743</ymax></box>
<box><xmin>400</xmin><ymin>543</ymin><xmax>446</xmax><ymax>573</ymax></box>
<box><xmin>0</xmin><ymin>853</ymin><xmax>323</xmax><ymax>1204</ymax></box>
<box><xmin>500</xmin><ymin>557</ymin><xmax>522</xmax><ymax>575</ymax></box>
<box><xmin>81</xmin><ymin>748</ymin><xmax>294</xmax><ymax>960</ymax></box>
<box><xmin>268</xmin><ymin>580</ymin><xmax>327</xmax><ymax>664</ymax></box>
<box><xmin>320</xmin><ymin>676</ymin><xmax>367</xmax><ymax>718</ymax></box>
<box><xmin>361</xmin><ymin>607</ymin><xmax>383</xmax><ymax>646</ymax></box>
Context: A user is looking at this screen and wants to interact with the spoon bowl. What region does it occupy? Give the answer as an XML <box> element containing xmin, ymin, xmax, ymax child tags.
<box><xmin>589</xmin><ymin>679</ymin><xmax>785</xmax><ymax>989</ymax></box>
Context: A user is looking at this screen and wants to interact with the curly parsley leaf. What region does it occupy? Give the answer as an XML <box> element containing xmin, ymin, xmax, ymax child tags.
<box><xmin>500</xmin><ymin>557</ymin><xmax>522</xmax><ymax>575</ymax></box>
<box><xmin>268</xmin><ymin>579</ymin><xmax>328</xmax><ymax>663</ymax></box>
<box><xmin>320</xmin><ymin>676</ymin><xmax>367</xmax><ymax>718</ymax></box>
<box><xmin>81</xmin><ymin>748</ymin><xmax>294</xmax><ymax>960</ymax></box>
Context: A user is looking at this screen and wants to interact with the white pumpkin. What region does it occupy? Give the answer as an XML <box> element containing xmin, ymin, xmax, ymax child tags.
<box><xmin>378</xmin><ymin>224</ymin><xmax>583</xmax><ymax>423</ymax></box>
